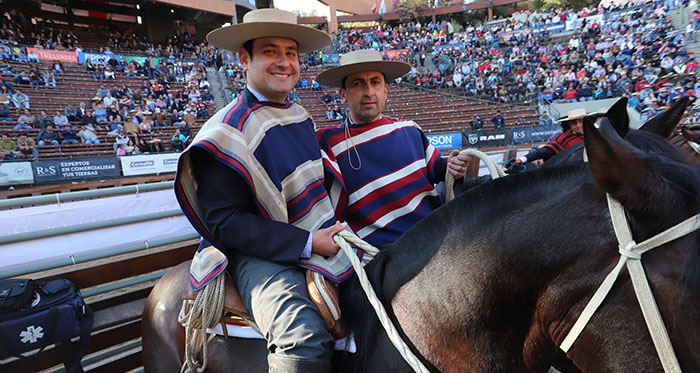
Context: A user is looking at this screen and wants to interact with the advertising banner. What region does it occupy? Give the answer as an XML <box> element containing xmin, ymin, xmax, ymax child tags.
<box><xmin>426</xmin><ymin>132</ymin><xmax>463</xmax><ymax>150</ymax></box>
<box><xmin>434</xmin><ymin>43</ymin><xmax>464</xmax><ymax>51</ymax></box>
<box><xmin>26</xmin><ymin>47</ymin><xmax>78</xmax><ymax>63</ymax></box>
<box><xmin>77</xmin><ymin>51</ymin><xmax>122</xmax><ymax>64</ymax></box>
<box><xmin>120</xmin><ymin>153</ymin><xmax>180</xmax><ymax>176</ymax></box>
<box><xmin>124</xmin><ymin>56</ymin><xmax>162</xmax><ymax>65</ymax></box>
<box><xmin>0</xmin><ymin>162</ymin><xmax>34</xmax><ymax>185</ymax></box>
<box><xmin>510</xmin><ymin>125</ymin><xmax>562</xmax><ymax>145</ymax></box>
<box><xmin>32</xmin><ymin>158</ymin><xmax>120</xmax><ymax>183</ymax></box>
<box><xmin>464</xmin><ymin>129</ymin><xmax>508</xmax><ymax>148</ymax></box>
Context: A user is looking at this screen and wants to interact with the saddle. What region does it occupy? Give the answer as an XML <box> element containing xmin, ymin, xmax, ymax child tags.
<box><xmin>182</xmin><ymin>270</ymin><xmax>345</xmax><ymax>339</ymax></box>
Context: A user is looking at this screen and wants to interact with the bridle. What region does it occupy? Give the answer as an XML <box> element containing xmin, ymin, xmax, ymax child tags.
<box><xmin>559</xmin><ymin>194</ymin><xmax>700</xmax><ymax>372</ymax></box>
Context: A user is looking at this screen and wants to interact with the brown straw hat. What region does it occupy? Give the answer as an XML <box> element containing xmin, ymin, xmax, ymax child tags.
<box><xmin>206</xmin><ymin>9</ymin><xmax>331</xmax><ymax>53</ymax></box>
<box><xmin>315</xmin><ymin>49</ymin><xmax>411</xmax><ymax>88</ymax></box>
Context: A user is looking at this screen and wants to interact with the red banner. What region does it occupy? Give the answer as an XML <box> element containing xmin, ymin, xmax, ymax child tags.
<box><xmin>26</xmin><ymin>47</ymin><xmax>78</xmax><ymax>63</ymax></box>
<box><xmin>381</xmin><ymin>49</ymin><xmax>408</xmax><ymax>59</ymax></box>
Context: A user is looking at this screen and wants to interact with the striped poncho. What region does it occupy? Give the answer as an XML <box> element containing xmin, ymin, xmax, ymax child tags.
<box><xmin>175</xmin><ymin>92</ymin><xmax>362</xmax><ymax>288</ymax></box>
<box><xmin>318</xmin><ymin>117</ymin><xmax>444</xmax><ymax>247</ymax></box>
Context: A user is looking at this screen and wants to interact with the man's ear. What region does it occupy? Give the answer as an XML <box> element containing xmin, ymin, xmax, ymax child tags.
<box><xmin>339</xmin><ymin>88</ymin><xmax>346</xmax><ymax>103</ymax></box>
<box><xmin>238</xmin><ymin>47</ymin><xmax>250</xmax><ymax>71</ymax></box>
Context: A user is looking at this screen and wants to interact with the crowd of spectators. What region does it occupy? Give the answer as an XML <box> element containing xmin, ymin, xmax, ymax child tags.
<box><xmin>323</xmin><ymin>0</ymin><xmax>698</xmax><ymax>121</ymax></box>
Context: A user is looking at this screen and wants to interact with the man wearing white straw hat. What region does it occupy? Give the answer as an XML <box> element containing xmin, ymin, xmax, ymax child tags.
<box><xmin>511</xmin><ymin>108</ymin><xmax>587</xmax><ymax>165</ymax></box>
<box><xmin>316</xmin><ymin>49</ymin><xmax>469</xmax><ymax>247</ymax></box>
<box><xmin>175</xmin><ymin>9</ymin><xmax>346</xmax><ymax>372</ymax></box>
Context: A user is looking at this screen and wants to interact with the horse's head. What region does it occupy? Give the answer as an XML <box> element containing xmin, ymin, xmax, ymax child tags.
<box><xmin>585</xmin><ymin>116</ymin><xmax>700</xmax><ymax>230</ymax></box>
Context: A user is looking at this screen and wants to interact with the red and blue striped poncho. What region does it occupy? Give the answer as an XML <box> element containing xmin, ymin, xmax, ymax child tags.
<box><xmin>318</xmin><ymin>117</ymin><xmax>443</xmax><ymax>247</ymax></box>
<box><xmin>175</xmin><ymin>92</ymin><xmax>363</xmax><ymax>288</ymax></box>
<box><xmin>543</xmin><ymin>129</ymin><xmax>584</xmax><ymax>154</ymax></box>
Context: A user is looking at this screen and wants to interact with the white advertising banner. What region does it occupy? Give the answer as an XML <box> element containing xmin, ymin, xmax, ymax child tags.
<box><xmin>0</xmin><ymin>162</ymin><xmax>34</xmax><ymax>185</ymax></box>
<box><xmin>120</xmin><ymin>153</ymin><xmax>181</xmax><ymax>176</ymax></box>
<box><xmin>0</xmin><ymin>189</ymin><xmax>196</xmax><ymax>273</ymax></box>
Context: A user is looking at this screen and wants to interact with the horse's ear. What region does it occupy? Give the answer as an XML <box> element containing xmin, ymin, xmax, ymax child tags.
<box><xmin>584</xmin><ymin>118</ymin><xmax>657</xmax><ymax>210</ymax></box>
<box><xmin>639</xmin><ymin>96</ymin><xmax>689</xmax><ymax>138</ymax></box>
<box><xmin>604</xmin><ymin>97</ymin><xmax>629</xmax><ymax>137</ymax></box>
<box><xmin>682</xmin><ymin>126</ymin><xmax>700</xmax><ymax>143</ymax></box>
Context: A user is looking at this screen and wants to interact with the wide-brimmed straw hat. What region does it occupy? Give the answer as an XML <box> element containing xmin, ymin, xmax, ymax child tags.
<box><xmin>558</xmin><ymin>108</ymin><xmax>588</xmax><ymax>122</ymax></box>
<box><xmin>206</xmin><ymin>9</ymin><xmax>330</xmax><ymax>53</ymax></box>
<box><xmin>315</xmin><ymin>49</ymin><xmax>411</xmax><ymax>88</ymax></box>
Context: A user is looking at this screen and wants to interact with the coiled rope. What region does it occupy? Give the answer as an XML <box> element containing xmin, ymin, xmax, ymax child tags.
<box><xmin>445</xmin><ymin>148</ymin><xmax>506</xmax><ymax>202</ymax></box>
<box><xmin>178</xmin><ymin>273</ymin><xmax>226</xmax><ymax>373</ymax></box>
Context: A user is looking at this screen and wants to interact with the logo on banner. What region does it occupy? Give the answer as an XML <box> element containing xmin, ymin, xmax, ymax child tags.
<box><xmin>163</xmin><ymin>158</ymin><xmax>178</xmax><ymax>165</ymax></box>
<box><xmin>480</xmin><ymin>134</ymin><xmax>505</xmax><ymax>141</ymax></box>
<box><xmin>512</xmin><ymin>130</ymin><xmax>527</xmax><ymax>141</ymax></box>
<box><xmin>131</xmin><ymin>161</ymin><xmax>155</xmax><ymax>167</ymax></box>
<box><xmin>468</xmin><ymin>134</ymin><xmax>478</xmax><ymax>145</ymax></box>
<box><xmin>34</xmin><ymin>165</ymin><xmax>58</xmax><ymax>176</ymax></box>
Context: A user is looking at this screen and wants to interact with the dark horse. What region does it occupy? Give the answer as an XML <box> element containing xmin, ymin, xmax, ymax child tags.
<box><xmin>143</xmin><ymin>119</ymin><xmax>700</xmax><ymax>372</ymax></box>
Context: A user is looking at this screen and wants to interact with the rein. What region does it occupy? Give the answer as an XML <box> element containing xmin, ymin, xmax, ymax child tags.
<box><xmin>559</xmin><ymin>194</ymin><xmax>700</xmax><ymax>372</ymax></box>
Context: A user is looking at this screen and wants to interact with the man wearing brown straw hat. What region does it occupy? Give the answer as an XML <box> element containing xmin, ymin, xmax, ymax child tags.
<box><xmin>175</xmin><ymin>8</ymin><xmax>346</xmax><ymax>373</ymax></box>
<box><xmin>511</xmin><ymin>108</ymin><xmax>588</xmax><ymax>166</ymax></box>
<box><xmin>316</xmin><ymin>49</ymin><xmax>469</xmax><ymax>248</ymax></box>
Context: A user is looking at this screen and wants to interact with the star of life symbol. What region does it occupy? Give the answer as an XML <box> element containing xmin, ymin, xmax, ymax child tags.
<box><xmin>19</xmin><ymin>325</ymin><xmax>44</xmax><ymax>344</ymax></box>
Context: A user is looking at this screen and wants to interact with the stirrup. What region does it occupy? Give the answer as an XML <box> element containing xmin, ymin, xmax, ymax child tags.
<box><xmin>306</xmin><ymin>270</ymin><xmax>346</xmax><ymax>339</ymax></box>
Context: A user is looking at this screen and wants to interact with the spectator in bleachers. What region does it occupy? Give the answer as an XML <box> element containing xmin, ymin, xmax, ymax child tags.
<box><xmin>103</xmin><ymin>91</ymin><xmax>117</xmax><ymax>108</ymax></box>
<box><xmin>94</xmin><ymin>102</ymin><xmax>108</xmax><ymax>123</ymax></box>
<box><xmin>201</xmin><ymin>88</ymin><xmax>214</xmax><ymax>103</ymax></box>
<box><xmin>78</xmin><ymin>124</ymin><xmax>100</xmax><ymax>145</ymax></box>
<box><xmin>105</xmin><ymin>67</ymin><xmax>116</xmax><ymax>80</ymax></box>
<box><xmin>15</xmin><ymin>109</ymin><xmax>34</xmax><ymax>130</ymax></box>
<box><xmin>288</xmin><ymin>88</ymin><xmax>301</xmax><ymax>102</ymax></box>
<box><xmin>123</xmin><ymin>115</ymin><xmax>140</xmax><ymax>135</ymax></box>
<box><xmin>106</xmin><ymin>115</ymin><xmax>123</xmax><ymax>136</ymax></box>
<box><xmin>106</xmin><ymin>104</ymin><xmax>119</xmax><ymax>121</ymax></box>
<box><xmin>169</xmin><ymin>108</ymin><xmax>182</xmax><ymax>127</ymax></box>
<box><xmin>325</xmin><ymin>105</ymin><xmax>334</xmax><ymax>119</ymax></box>
<box><xmin>14</xmin><ymin>71</ymin><xmax>30</xmax><ymax>86</ymax></box>
<box><xmin>0</xmin><ymin>133</ymin><xmax>19</xmax><ymax>159</ymax></box>
<box><xmin>53</xmin><ymin>110</ymin><xmax>69</xmax><ymax>127</ymax></box>
<box><xmin>182</xmin><ymin>108</ymin><xmax>195</xmax><ymax>126</ymax></box>
<box><xmin>0</xmin><ymin>103</ymin><xmax>12</xmax><ymax>121</ymax></box>
<box><xmin>11</xmin><ymin>89</ymin><xmax>29</xmax><ymax>108</ymax></box>
<box><xmin>150</xmin><ymin>137</ymin><xmax>165</xmax><ymax>153</ymax></box>
<box><xmin>170</xmin><ymin>128</ymin><xmax>186</xmax><ymax>152</ymax></box>
<box><xmin>28</xmin><ymin>66</ymin><xmax>43</xmax><ymax>87</ymax></box>
<box><xmin>152</xmin><ymin>108</ymin><xmax>167</xmax><ymax>127</ymax></box>
<box><xmin>80</xmin><ymin>110</ymin><xmax>98</xmax><ymax>129</ymax></box>
<box><xmin>53</xmin><ymin>60</ymin><xmax>63</xmax><ymax>74</ymax></box>
<box><xmin>43</xmin><ymin>69</ymin><xmax>56</xmax><ymax>88</ymax></box>
<box><xmin>470</xmin><ymin>114</ymin><xmax>484</xmax><ymax>130</ymax></box>
<box><xmin>115</xmin><ymin>143</ymin><xmax>126</xmax><ymax>156</ymax></box>
<box><xmin>37</xmin><ymin>125</ymin><xmax>59</xmax><ymax>146</ymax></box>
<box><xmin>60</xmin><ymin>124</ymin><xmax>79</xmax><ymax>144</ymax></box>
<box><xmin>492</xmin><ymin>110</ymin><xmax>505</xmax><ymax>130</ymax></box>
<box><xmin>178</xmin><ymin>120</ymin><xmax>192</xmax><ymax>139</ymax></box>
<box><xmin>113</xmin><ymin>130</ymin><xmax>129</xmax><ymax>151</ymax></box>
<box><xmin>135</xmin><ymin>136</ymin><xmax>150</xmax><ymax>154</ymax></box>
<box><xmin>16</xmin><ymin>132</ymin><xmax>37</xmax><ymax>159</ymax></box>
<box><xmin>64</xmin><ymin>104</ymin><xmax>78</xmax><ymax>122</ymax></box>
<box><xmin>0</xmin><ymin>84</ymin><xmax>12</xmax><ymax>103</ymax></box>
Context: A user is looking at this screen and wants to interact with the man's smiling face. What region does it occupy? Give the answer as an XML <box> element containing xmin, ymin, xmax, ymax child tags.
<box><xmin>239</xmin><ymin>37</ymin><xmax>300</xmax><ymax>104</ymax></box>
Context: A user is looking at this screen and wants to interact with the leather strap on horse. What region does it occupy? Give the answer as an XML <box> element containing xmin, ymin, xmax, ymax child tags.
<box><xmin>560</xmin><ymin>194</ymin><xmax>700</xmax><ymax>372</ymax></box>
<box><xmin>445</xmin><ymin>148</ymin><xmax>506</xmax><ymax>202</ymax></box>
<box><xmin>333</xmin><ymin>229</ymin><xmax>431</xmax><ymax>373</ymax></box>
<box><xmin>178</xmin><ymin>273</ymin><xmax>226</xmax><ymax>373</ymax></box>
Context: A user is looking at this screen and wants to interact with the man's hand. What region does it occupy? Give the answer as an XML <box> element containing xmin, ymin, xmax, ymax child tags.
<box><xmin>311</xmin><ymin>221</ymin><xmax>347</xmax><ymax>257</ymax></box>
<box><xmin>447</xmin><ymin>149</ymin><xmax>469</xmax><ymax>178</ymax></box>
